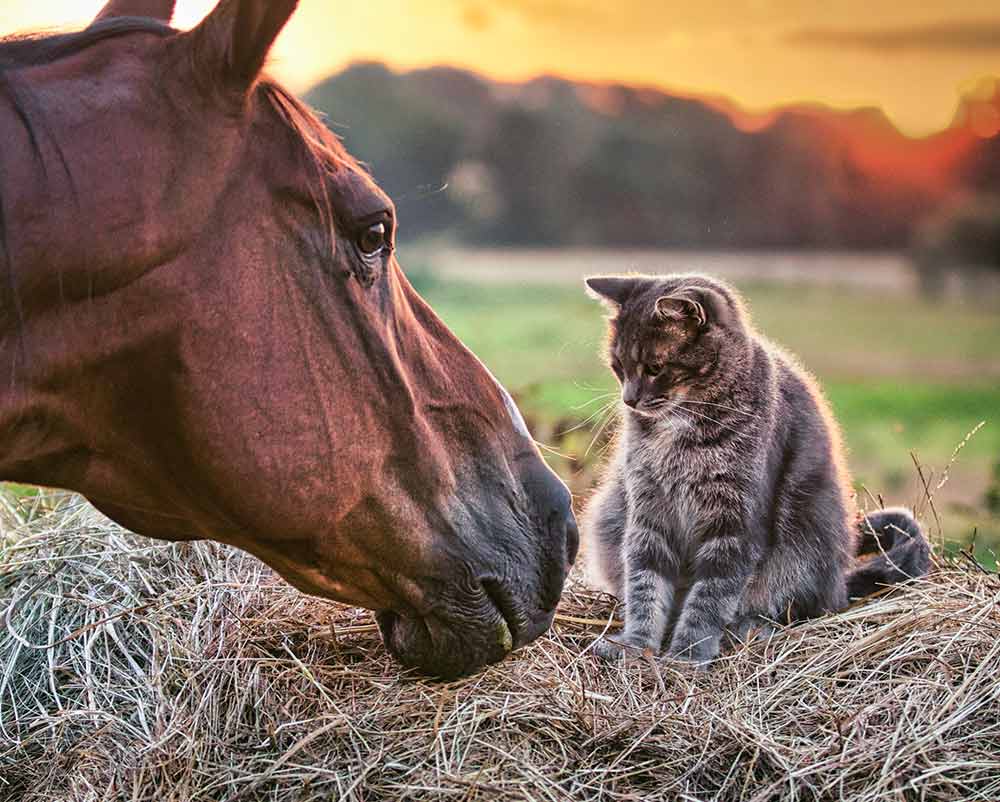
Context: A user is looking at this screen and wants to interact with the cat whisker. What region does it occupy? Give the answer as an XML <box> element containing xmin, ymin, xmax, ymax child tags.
<box><xmin>672</xmin><ymin>404</ymin><xmax>743</xmax><ymax>433</ymax></box>
<box><xmin>594</xmin><ymin>430</ymin><xmax>620</xmax><ymax>459</ymax></box>
<box><xmin>533</xmin><ymin>439</ymin><xmax>571</xmax><ymax>459</ymax></box>
<box><xmin>677</xmin><ymin>399</ymin><xmax>758</xmax><ymax>418</ymax></box>
<box><xmin>571</xmin><ymin>392</ymin><xmax>617</xmax><ymax>411</ymax></box>
<box><xmin>584</xmin><ymin>405</ymin><xmax>619</xmax><ymax>459</ymax></box>
<box><xmin>562</xmin><ymin>400</ymin><xmax>618</xmax><ymax>435</ymax></box>
<box><xmin>572</xmin><ymin>380</ymin><xmax>614</xmax><ymax>393</ymax></box>
<box><xmin>667</xmin><ymin>406</ymin><xmax>698</xmax><ymax>428</ymax></box>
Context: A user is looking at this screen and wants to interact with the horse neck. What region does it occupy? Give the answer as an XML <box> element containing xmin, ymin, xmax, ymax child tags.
<box><xmin>0</xmin><ymin>273</ymin><xmax>73</xmax><ymax>476</ymax></box>
<box><xmin>0</xmin><ymin>248</ymin><xmax>145</xmax><ymax>484</ymax></box>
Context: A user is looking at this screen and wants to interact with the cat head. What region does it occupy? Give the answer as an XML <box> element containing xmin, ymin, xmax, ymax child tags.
<box><xmin>585</xmin><ymin>273</ymin><xmax>750</xmax><ymax>419</ymax></box>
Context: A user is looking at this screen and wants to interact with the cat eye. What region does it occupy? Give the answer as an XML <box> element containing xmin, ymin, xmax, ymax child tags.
<box><xmin>643</xmin><ymin>363</ymin><xmax>663</xmax><ymax>377</ymax></box>
<box><xmin>357</xmin><ymin>222</ymin><xmax>387</xmax><ymax>256</ymax></box>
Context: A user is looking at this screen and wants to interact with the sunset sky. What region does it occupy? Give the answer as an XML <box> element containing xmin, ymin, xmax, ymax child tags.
<box><xmin>2</xmin><ymin>1</ymin><xmax>998</xmax><ymax>137</ymax></box>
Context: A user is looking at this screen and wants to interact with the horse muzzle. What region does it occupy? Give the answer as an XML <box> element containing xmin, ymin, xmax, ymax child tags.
<box><xmin>377</xmin><ymin>474</ymin><xmax>577</xmax><ymax>678</ymax></box>
<box><xmin>375</xmin><ymin>576</ymin><xmax>559</xmax><ymax>679</ymax></box>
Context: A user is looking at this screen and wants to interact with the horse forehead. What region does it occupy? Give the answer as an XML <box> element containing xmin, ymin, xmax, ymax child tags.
<box><xmin>329</xmin><ymin>164</ymin><xmax>393</xmax><ymax>218</ymax></box>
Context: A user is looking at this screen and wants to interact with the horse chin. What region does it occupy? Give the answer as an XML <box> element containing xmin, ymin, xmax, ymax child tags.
<box><xmin>376</xmin><ymin>600</ymin><xmax>554</xmax><ymax>679</ymax></box>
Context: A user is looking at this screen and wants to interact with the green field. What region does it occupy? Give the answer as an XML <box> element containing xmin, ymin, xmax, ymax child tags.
<box><xmin>3</xmin><ymin>260</ymin><xmax>997</xmax><ymax>565</ymax></box>
<box><xmin>415</xmin><ymin>272</ymin><xmax>1000</xmax><ymax>564</ymax></box>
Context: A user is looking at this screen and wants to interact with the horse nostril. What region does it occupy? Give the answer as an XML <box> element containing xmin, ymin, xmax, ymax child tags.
<box><xmin>565</xmin><ymin>515</ymin><xmax>580</xmax><ymax>566</ymax></box>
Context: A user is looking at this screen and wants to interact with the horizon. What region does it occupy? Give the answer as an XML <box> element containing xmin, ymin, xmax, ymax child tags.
<box><xmin>2</xmin><ymin>1</ymin><xmax>999</xmax><ymax>138</ymax></box>
<box><xmin>319</xmin><ymin>59</ymin><xmax>1000</xmax><ymax>143</ymax></box>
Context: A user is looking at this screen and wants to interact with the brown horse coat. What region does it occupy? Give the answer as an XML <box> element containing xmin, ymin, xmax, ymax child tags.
<box><xmin>0</xmin><ymin>0</ymin><xmax>577</xmax><ymax>678</ymax></box>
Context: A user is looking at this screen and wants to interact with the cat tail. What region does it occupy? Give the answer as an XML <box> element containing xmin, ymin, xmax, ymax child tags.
<box><xmin>846</xmin><ymin>507</ymin><xmax>931</xmax><ymax>600</ymax></box>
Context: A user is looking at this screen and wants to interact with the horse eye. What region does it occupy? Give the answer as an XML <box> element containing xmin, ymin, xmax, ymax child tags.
<box><xmin>357</xmin><ymin>222</ymin><xmax>386</xmax><ymax>256</ymax></box>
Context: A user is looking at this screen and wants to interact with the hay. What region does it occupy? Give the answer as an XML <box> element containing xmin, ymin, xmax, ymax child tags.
<box><xmin>1</xmin><ymin>492</ymin><xmax>999</xmax><ymax>802</ymax></box>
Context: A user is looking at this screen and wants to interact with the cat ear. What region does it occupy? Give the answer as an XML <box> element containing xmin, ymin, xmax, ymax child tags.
<box><xmin>585</xmin><ymin>276</ymin><xmax>636</xmax><ymax>307</ymax></box>
<box><xmin>655</xmin><ymin>287</ymin><xmax>733</xmax><ymax>329</ymax></box>
<box><xmin>655</xmin><ymin>295</ymin><xmax>706</xmax><ymax>327</ymax></box>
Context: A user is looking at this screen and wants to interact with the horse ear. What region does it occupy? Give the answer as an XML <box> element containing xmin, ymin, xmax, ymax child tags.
<box><xmin>185</xmin><ymin>0</ymin><xmax>298</xmax><ymax>93</ymax></box>
<box><xmin>585</xmin><ymin>276</ymin><xmax>636</xmax><ymax>308</ymax></box>
<box><xmin>94</xmin><ymin>0</ymin><xmax>176</xmax><ymax>22</ymax></box>
<box><xmin>655</xmin><ymin>287</ymin><xmax>733</xmax><ymax>330</ymax></box>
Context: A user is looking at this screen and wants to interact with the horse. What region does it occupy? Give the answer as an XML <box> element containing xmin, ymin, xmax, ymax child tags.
<box><xmin>0</xmin><ymin>0</ymin><xmax>578</xmax><ymax>679</ymax></box>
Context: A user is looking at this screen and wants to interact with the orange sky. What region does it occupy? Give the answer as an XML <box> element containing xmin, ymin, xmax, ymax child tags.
<box><xmin>2</xmin><ymin>1</ymin><xmax>999</xmax><ymax>137</ymax></box>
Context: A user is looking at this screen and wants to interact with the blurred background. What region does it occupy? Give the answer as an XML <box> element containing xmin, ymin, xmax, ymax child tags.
<box><xmin>6</xmin><ymin>1</ymin><xmax>1000</xmax><ymax>561</ymax></box>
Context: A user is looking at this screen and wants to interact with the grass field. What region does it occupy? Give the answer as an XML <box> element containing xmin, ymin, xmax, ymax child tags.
<box><xmin>2</xmin><ymin>254</ymin><xmax>997</xmax><ymax>563</ymax></box>
<box><xmin>414</xmin><ymin>264</ymin><xmax>1000</xmax><ymax>563</ymax></box>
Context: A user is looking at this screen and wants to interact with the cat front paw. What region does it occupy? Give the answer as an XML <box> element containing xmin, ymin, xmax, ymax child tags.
<box><xmin>592</xmin><ymin>635</ymin><xmax>654</xmax><ymax>662</ymax></box>
<box><xmin>666</xmin><ymin>634</ymin><xmax>719</xmax><ymax>669</ymax></box>
<box><xmin>726</xmin><ymin>615</ymin><xmax>777</xmax><ymax>648</ymax></box>
<box><xmin>592</xmin><ymin>636</ymin><xmax>629</xmax><ymax>662</ymax></box>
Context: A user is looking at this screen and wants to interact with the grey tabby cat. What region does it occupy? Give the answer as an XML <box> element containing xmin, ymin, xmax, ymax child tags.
<box><xmin>582</xmin><ymin>273</ymin><xmax>930</xmax><ymax>664</ymax></box>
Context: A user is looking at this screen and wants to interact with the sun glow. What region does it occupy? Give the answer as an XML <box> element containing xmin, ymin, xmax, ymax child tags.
<box><xmin>1</xmin><ymin>1</ymin><xmax>996</xmax><ymax>138</ymax></box>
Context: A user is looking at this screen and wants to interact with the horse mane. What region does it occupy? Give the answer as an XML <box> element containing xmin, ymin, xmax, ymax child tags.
<box><xmin>0</xmin><ymin>14</ymin><xmax>355</xmax><ymax>182</ymax></box>
<box><xmin>0</xmin><ymin>18</ymin><xmax>175</xmax><ymax>340</ymax></box>
<box><xmin>260</xmin><ymin>80</ymin><xmax>361</xmax><ymax>249</ymax></box>
<box><xmin>0</xmin><ymin>17</ymin><xmax>172</xmax><ymax>70</ymax></box>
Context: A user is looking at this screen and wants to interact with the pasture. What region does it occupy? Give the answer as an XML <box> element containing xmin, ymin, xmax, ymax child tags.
<box><xmin>412</xmin><ymin>249</ymin><xmax>1000</xmax><ymax>563</ymax></box>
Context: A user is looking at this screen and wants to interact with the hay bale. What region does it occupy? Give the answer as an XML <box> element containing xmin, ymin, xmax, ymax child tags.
<box><xmin>1</xmin><ymin>492</ymin><xmax>998</xmax><ymax>801</ymax></box>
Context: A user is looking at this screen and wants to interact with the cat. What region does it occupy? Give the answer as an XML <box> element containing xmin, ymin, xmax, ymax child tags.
<box><xmin>581</xmin><ymin>273</ymin><xmax>930</xmax><ymax>665</ymax></box>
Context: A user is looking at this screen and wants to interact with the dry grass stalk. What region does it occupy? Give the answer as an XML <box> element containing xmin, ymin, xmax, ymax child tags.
<box><xmin>1</xmin><ymin>491</ymin><xmax>998</xmax><ymax>801</ymax></box>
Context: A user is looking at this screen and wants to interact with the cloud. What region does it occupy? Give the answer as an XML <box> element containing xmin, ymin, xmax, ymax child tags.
<box><xmin>786</xmin><ymin>19</ymin><xmax>1000</xmax><ymax>53</ymax></box>
<box><xmin>456</xmin><ymin>0</ymin><xmax>595</xmax><ymax>34</ymax></box>
<box><xmin>481</xmin><ymin>0</ymin><xmax>655</xmax><ymax>36</ymax></box>
<box><xmin>494</xmin><ymin>0</ymin><xmax>605</xmax><ymax>24</ymax></box>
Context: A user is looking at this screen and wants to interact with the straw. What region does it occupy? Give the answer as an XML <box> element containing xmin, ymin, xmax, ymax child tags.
<box><xmin>1</xmin><ymin>491</ymin><xmax>998</xmax><ymax>801</ymax></box>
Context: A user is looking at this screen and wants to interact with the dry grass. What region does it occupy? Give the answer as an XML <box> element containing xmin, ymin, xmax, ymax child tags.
<box><xmin>1</xmin><ymin>492</ymin><xmax>999</xmax><ymax>802</ymax></box>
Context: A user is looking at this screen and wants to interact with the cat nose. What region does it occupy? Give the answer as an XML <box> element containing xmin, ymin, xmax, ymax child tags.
<box><xmin>622</xmin><ymin>379</ymin><xmax>641</xmax><ymax>408</ymax></box>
